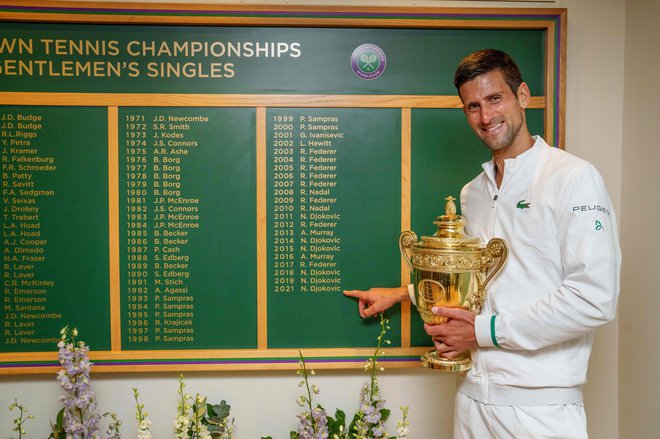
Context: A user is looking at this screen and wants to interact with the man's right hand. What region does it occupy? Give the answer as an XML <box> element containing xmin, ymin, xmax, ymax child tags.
<box><xmin>343</xmin><ymin>286</ymin><xmax>410</xmax><ymax>318</ymax></box>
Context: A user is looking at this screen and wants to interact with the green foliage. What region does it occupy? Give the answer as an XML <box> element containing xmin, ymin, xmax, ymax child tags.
<box><xmin>48</xmin><ymin>408</ymin><xmax>66</xmax><ymax>439</ymax></box>
<box><xmin>327</xmin><ymin>408</ymin><xmax>350</xmax><ymax>438</ymax></box>
<box><xmin>8</xmin><ymin>399</ymin><xmax>35</xmax><ymax>439</ymax></box>
<box><xmin>200</xmin><ymin>401</ymin><xmax>234</xmax><ymax>438</ymax></box>
<box><xmin>176</xmin><ymin>374</ymin><xmax>235</xmax><ymax>439</ymax></box>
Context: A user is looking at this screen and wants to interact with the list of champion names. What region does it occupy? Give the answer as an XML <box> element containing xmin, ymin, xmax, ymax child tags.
<box><xmin>121</xmin><ymin>110</ymin><xmax>201</xmax><ymax>348</ymax></box>
<box><xmin>266</xmin><ymin>107</ymin><xmax>401</xmax><ymax>348</ymax></box>
<box><xmin>1</xmin><ymin>110</ymin><xmax>59</xmax><ymax>347</ymax></box>
<box><xmin>120</xmin><ymin>107</ymin><xmax>256</xmax><ymax>351</ymax></box>
<box><xmin>269</xmin><ymin>110</ymin><xmax>343</xmax><ymax>295</ymax></box>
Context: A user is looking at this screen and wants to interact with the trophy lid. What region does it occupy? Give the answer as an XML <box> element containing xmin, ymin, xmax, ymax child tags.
<box><xmin>418</xmin><ymin>196</ymin><xmax>482</xmax><ymax>250</ymax></box>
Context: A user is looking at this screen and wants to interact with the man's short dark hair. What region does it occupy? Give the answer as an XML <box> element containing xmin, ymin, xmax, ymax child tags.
<box><xmin>454</xmin><ymin>49</ymin><xmax>524</xmax><ymax>97</ymax></box>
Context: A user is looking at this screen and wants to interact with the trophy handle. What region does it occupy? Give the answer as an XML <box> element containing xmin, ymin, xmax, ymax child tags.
<box><xmin>398</xmin><ymin>231</ymin><xmax>417</xmax><ymax>273</ymax></box>
<box><xmin>479</xmin><ymin>238</ymin><xmax>508</xmax><ymax>291</ymax></box>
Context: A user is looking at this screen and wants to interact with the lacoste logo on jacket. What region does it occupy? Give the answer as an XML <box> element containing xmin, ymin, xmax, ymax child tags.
<box><xmin>516</xmin><ymin>200</ymin><xmax>531</xmax><ymax>209</ymax></box>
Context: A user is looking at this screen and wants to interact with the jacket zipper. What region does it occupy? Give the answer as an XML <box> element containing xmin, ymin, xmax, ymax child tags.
<box><xmin>489</xmin><ymin>193</ymin><xmax>499</xmax><ymax>239</ymax></box>
<box><xmin>483</xmin><ymin>191</ymin><xmax>499</xmax><ymax>403</ymax></box>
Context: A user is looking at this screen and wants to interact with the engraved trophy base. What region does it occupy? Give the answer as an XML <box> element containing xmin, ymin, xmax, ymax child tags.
<box><xmin>420</xmin><ymin>349</ymin><xmax>472</xmax><ymax>372</ymax></box>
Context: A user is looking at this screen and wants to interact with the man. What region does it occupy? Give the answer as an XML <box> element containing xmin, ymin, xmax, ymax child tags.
<box><xmin>344</xmin><ymin>49</ymin><xmax>620</xmax><ymax>438</ymax></box>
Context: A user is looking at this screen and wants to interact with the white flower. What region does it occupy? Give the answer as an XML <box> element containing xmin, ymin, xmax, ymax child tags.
<box><xmin>198</xmin><ymin>424</ymin><xmax>213</xmax><ymax>439</ymax></box>
<box><xmin>396</xmin><ymin>425</ymin><xmax>410</xmax><ymax>438</ymax></box>
<box><xmin>174</xmin><ymin>414</ymin><xmax>192</xmax><ymax>438</ymax></box>
<box><xmin>396</xmin><ymin>406</ymin><xmax>410</xmax><ymax>439</ymax></box>
<box><xmin>137</xmin><ymin>419</ymin><xmax>152</xmax><ymax>439</ymax></box>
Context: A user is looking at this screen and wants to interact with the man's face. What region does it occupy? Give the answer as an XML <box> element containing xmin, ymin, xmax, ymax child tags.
<box><xmin>459</xmin><ymin>70</ymin><xmax>530</xmax><ymax>154</ymax></box>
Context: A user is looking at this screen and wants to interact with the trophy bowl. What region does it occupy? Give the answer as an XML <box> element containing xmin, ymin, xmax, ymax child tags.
<box><xmin>399</xmin><ymin>196</ymin><xmax>507</xmax><ymax>372</ymax></box>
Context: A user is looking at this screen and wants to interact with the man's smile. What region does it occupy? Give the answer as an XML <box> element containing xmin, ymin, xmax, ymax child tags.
<box><xmin>482</xmin><ymin>121</ymin><xmax>504</xmax><ymax>135</ymax></box>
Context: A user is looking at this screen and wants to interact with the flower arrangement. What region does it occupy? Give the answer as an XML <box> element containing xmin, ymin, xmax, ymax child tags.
<box><xmin>49</xmin><ymin>325</ymin><xmax>102</xmax><ymax>439</ymax></box>
<box><xmin>293</xmin><ymin>350</ymin><xmax>331</xmax><ymax>439</ymax></box>
<box><xmin>263</xmin><ymin>313</ymin><xmax>410</xmax><ymax>439</ymax></box>
<box><xmin>174</xmin><ymin>374</ymin><xmax>236</xmax><ymax>439</ymax></box>
<box><xmin>102</xmin><ymin>412</ymin><xmax>122</xmax><ymax>439</ymax></box>
<box><xmin>4</xmin><ymin>327</ymin><xmax>240</xmax><ymax>439</ymax></box>
<box><xmin>394</xmin><ymin>407</ymin><xmax>409</xmax><ymax>439</ymax></box>
<box><xmin>133</xmin><ymin>388</ymin><xmax>151</xmax><ymax>439</ymax></box>
<box><xmin>349</xmin><ymin>313</ymin><xmax>396</xmax><ymax>439</ymax></box>
<box><xmin>8</xmin><ymin>399</ymin><xmax>34</xmax><ymax>439</ymax></box>
<box><xmin>5</xmin><ymin>321</ymin><xmax>411</xmax><ymax>438</ymax></box>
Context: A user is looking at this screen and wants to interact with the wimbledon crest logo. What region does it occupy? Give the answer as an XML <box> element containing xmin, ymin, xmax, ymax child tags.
<box><xmin>351</xmin><ymin>43</ymin><xmax>387</xmax><ymax>80</ymax></box>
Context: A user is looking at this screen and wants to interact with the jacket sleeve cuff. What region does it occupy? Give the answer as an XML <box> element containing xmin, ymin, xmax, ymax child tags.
<box><xmin>475</xmin><ymin>314</ymin><xmax>497</xmax><ymax>347</ymax></box>
<box><xmin>407</xmin><ymin>284</ymin><xmax>417</xmax><ymax>306</ymax></box>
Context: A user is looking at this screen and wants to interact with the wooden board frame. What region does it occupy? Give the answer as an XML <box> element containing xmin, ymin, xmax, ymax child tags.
<box><xmin>0</xmin><ymin>0</ymin><xmax>566</xmax><ymax>374</ymax></box>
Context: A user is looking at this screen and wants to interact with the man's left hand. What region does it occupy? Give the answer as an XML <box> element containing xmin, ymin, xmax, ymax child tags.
<box><xmin>424</xmin><ymin>307</ymin><xmax>478</xmax><ymax>359</ymax></box>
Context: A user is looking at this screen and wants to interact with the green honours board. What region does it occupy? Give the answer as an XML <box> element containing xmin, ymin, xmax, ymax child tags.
<box><xmin>0</xmin><ymin>2</ymin><xmax>566</xmax><ymax>373</ymax></box>
<box><xmin>1</xmin><ymin>106</ymin><xmax>110</xmax><ymax>352</ymax></box>
<box><xmin>267</xmin><ymin>108</ymin><xmax>401</xmax><ymax>348</ymax></box>
<box><xmin>0</xmin><ymin>23</ymin><xmax>546</xmax><ymax>96</ymax></box>
<box><xmin>118</xmin><ymin>107</ymin><xmax>257</xmax><ymax>350</ymax></box>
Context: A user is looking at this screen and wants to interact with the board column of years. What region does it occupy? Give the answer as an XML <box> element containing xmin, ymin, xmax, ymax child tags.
<box><xmin>120</xmin><ymin>111</ymin><xmax>199</xmax><ymax>348</ymax></box>
<box><xmin>271</xmin><ymin>114</ymin><xmax>297</xmax><ymax>294</ymax></box>
<box><xmin>122</xmin><ymin>114</ymin><xmax>152</xmax><ymax>345</ymax></box>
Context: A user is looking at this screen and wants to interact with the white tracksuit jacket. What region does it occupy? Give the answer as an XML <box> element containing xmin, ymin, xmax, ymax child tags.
<box><xmin>457</xmin><ymin>136</ymin><xmax>621</xmax><ymax>406</ymax></box>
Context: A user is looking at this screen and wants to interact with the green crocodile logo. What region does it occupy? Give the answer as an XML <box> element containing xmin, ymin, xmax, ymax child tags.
<box><xmin>516</xmin><ymin>200</ymin><xmax>531</xmax><ymax>209</ymax></box>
